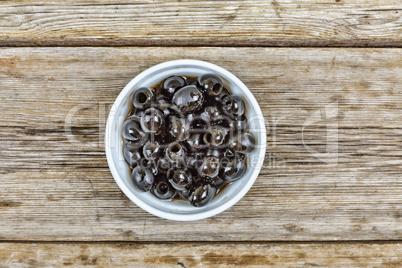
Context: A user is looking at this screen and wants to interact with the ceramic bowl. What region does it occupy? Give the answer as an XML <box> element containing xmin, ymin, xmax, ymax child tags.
<box><xmin>105</xmin><ymin>59</ymin><xmax>266</xmax><ymax>221</ymax></box>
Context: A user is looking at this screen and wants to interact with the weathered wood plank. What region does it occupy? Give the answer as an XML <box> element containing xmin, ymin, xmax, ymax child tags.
<box><xmin>0</xmin><ymin>242</ymin><xmax>402</xmax><ymax>267</ymax></box>
<box><xmin>0</xmin><ymin>47</ymin><xmax>401</xmax><ymax>241</ymax></box>
<box><xmin>0</xmin><ymin>1</ymin><xmax>401</xmax><ymax>47</ymax></box>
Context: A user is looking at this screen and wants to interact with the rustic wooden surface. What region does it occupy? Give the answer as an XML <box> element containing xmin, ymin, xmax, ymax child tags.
<box><xmin>1</xmin><ymin>0</ymin><xmax>402</xmax><ymax>266</ymax></box>
<box><xmin>0</xmin><ymin>242</ymin><xmax>402</xmax><ymax>267</ymax></box>
<box><xmin>0</xmin><ymin>47</ymin><xmax>401</xmax><ymax>242</ymax></box>
<box><xmin>0</xmin><ymin>0</ymin><xmax>401</xmax><ymax>47</ymax></box>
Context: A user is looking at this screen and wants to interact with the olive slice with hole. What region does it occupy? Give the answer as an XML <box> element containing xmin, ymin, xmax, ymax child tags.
<box><xmin>132</xmin><ymin>87</ymin><xmax>153</xmax><ymax>109</ymax></box>
<box><xmin>152</xmin><ymin>180</ymin><xmax>176</xmax><ymax>199</ymax></box>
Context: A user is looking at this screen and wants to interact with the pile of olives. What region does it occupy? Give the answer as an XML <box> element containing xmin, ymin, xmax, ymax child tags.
<box><xmin>122</xmin><ymin>74</ymin><xmax>256</xmax><ymax>207</ymax></box>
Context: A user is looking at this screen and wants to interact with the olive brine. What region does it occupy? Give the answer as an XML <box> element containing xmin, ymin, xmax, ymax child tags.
<box><xmin>122</xmin><ymin>74</ymin><xmax>255</xmax><ymax>207</ymax></box>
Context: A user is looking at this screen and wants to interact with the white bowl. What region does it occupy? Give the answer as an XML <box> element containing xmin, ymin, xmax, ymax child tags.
<box><xmin>105</xmin><ymin>59</ymin><xmax>266</xmax><ymax>221</ymax></box>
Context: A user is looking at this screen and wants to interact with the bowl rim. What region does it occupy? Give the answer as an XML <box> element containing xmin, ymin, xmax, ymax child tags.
<box><xmin>105</xmin><ymin>59</ymin><xmax>266</xmax><ymax>221</ymax></box>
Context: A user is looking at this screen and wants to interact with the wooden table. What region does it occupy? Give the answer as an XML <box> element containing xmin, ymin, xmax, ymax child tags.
<box><xmin>1</xmin><ymin>1</ymin><xmax>401</xmax><ymax>267</ymax></box>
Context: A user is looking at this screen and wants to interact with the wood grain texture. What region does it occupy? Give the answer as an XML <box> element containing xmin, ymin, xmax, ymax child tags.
<box><xmin>0</xmin><ymin>47</ymin><xmax>401</xmax><ymax>241</ymax></box>
<box><xmin>0</xmin><ymin>0</ymin><xmax>401</xmax><ymax>47</ymax></box>
<box><xmin>0</xmin><ymin>242</ymin><xmax>402</xmax><ymax>267</ymax></box>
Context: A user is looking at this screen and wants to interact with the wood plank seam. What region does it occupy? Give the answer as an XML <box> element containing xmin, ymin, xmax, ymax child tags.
<box><xmin>0</xmin><ymin>39</ymin><xmax>401</xmax><ymax>48</ymax></box>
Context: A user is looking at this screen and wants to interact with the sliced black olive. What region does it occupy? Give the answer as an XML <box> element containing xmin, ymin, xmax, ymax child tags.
<box><xmin>198</xmin><ymin>73</ymin><xmax>223</xmax><ymax>96</ymax></box>
<box><xmin>122</xmin><ymin>118</ymin><xmax>142</xmax><ymax>142</ymax></box>
<box><xmin>156</xmin><ymin>95</ymin><xmax>176</xmax><ymax>117</ymax></box>
<box><xmin>172</xmin><ymin>85</ymin><xmax>204</xmax><ymax>113</ymax></box>
<box><xmin>122</xmin><ymin>118</ymin><xmax>148</xmax><ymax>147</ymax></box>
<box><xmin>222</xmin><ymin>95</ymin><xmax>245</xmax><ymax>117</ymax></box>
<box><xmin>165</xmin><ymin>142</ymin><xmax>187</xmax><ymax>163</ymax></box>
<box><xmin>223</xmin><ymin>148</ymin><xmax>236</xmax><ymax>159</ymax></box>
<box><xmin>189</xmin><ymin>183</ymin><xmax>217</xmax><ymax>207</ymax></box>
<box><xmin>143</xmin><ymin>140</ymin><xmax>162</xmax><ymax>160</ymax></box>
<box><xmin>214</xmin><ymin>87</ymin><xmax>230</xmax><ymax>103</ymax></box>
<box><xmin>140</xmin><ymin>108</ymin><xmax>165</xmax><ymax>135</ymax></box>
<box><xmin>168</xmin><ymin>115</ymin><xmax>190</xmax><ymax>142</ymax></box>
<box><xmin>155</xmin><ymin>157</ymin><xmax>171</xmax><ymax>173</ymax></box>
<box><xmin>221</xmin><ymin>153</ymin><xmax>246</xmax><ymax>182</ymax></box>
<box><xmin>132</xmin><ymin>87</ymin><xmax>153</xmax><ymax>109</ymax></box>
<box><xmin>123</xmin><ymin>143</ymin><xmax>142</xmax><ymax>168</ymax></box>
<box><xmin>229</xmin><ymin>115</ymin><xmax>248</xmax><ymax>133</ymax></box>
<box><xmin>229</xmin><ymin>133</ymin><xmax>256</xmax><ymax>154</ymax></box>
<box><xmin>163</xmin><ymin>76</ymin><xmax>186</xmax><ymax>98</ymax></box>
<box><xmin>186</xmin><ymin>77</ymin><xmax>198</xmax><ymax>86</ymax></box>
<box><xmin>187</xmin><ymin>153</ymin><xmax>204</xmax><ymax>169</ymax></box>
<box><xmin>203</xmin><ymin>128</ymin><xmax>228</xmax><ymax>147</ymax></box>
<box><xmin>186</xmin><ymin>131</ymin><xmax>208</xmax><ymax>152</ymax></box>
<box><xmin>167</xmin><ymin>168</ymin><xmax>192</xmax><ymax>191</ymax></box>
<box><xmin>132</xmin><ymin>166</ymin><xmax>154</xmax><ymax>192</ymax></box>
<box><xmin>200</xmin><ymin>106</ymin><xmax>222</xmax><ymax>122</ymax></box>
<box><xmin>152</xmin><ymin>180</ymin><xmax>176</xmax><ymax>199</ymax></box>
<box><xmin>198</xmin><ymin>156</ymin><xmax>220</xmax><ymax>178</ymax></box>
<box><xmin>187</xmin><ymin>114</ymin><xmax>210</xmax><ymax>134</ymax></box>
<box><xmin>206</xmin><ymin>148</ymin><xmax>221</xmax><ymax>158</ymax></box>
<box><xmin>137</xmin><ymin>158</ymin><xmax>152</xmax><ymax>168</ymax></box>
<box><xmin>211</xmin><ymin>115</ymin><xmax>232</xmax><ymax>128</ymax></box>
<box><xmin>237</xmin><ymin>152</ymin><xmax>246</xmax><ymax>162</ymax></box>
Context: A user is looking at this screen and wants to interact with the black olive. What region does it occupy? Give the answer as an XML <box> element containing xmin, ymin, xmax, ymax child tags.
<box><xmin>206</xmin><ymin>148</ymin><xmax>221</xmax><ymax>158</ymax></box>
<box><xmin>229</xmin><ymin>115</ymin><xmax>248</xmax><ymax>133</ymax></box>
<box><xmin>222</xmin><ymin>95</ymin><xmax>245</xmax><ymax>118</ymax></box>
<box><xmin>122</xmin><ymin>118</ymin><xmax>148</xmax><ymax>148</ymax></box>
<box><xmin>172</xmin><ymin>85</ymin><xmax>204</xmax><ymax>113</ymax></box>
<box><xmin>214</xmin><ymin>87</ymin><xmax>230</xmax><ymax>103</ymax></box>
<box><xmin>200</xmin><ymin>106</ymin><xmax>223</xmax><ymax>122</ymax></box>
<box><xmin>198</xmin><ymin>73</ymin><xmax>223</xmax><ymax>96</ymax></box>
<box><xmin>198</xmin><ymin>156</ymin><xmax>220</xmax><ymax>178</ymax></box>
<box><xmin>143</xmin><ymin>140</ymin><xmax>162</xmax><ymax>160</ymax></box>
<box><xmin>156</xmin><ymin>95</ymin><xmax>176</xmax><ymax>117</ymax></box>
<box><xmin>187</xmin><ymin>153</ymin><xmax>204</xmax><ymax>170</ymax></box>
<box><xmin>132</xmin><ymin>166</ymin><xmax>154</xmax><ymax>192</ymax></box>
<box><xmin>229</xmin><ymin>133</ymin><xmax>256</xmax><ymax>154</ymax></box>
<box><xmin>132</xmin><ymin>87</ymin><xmax>153</xmax><ymax>109</ymax></box>
<box><xmin>185</xmin><ymin>134</ymin><xmax>205</xmax><ymax>152</ymax></box>
<box><xmin>155</xmin><ymin>157</ymin><xmax>171</xmax><ymax>173</ymax></box>
<box><xmin>202</xmin><ymin>127</ymin><xmax>229</xmax><ymax>148</ymax></box>
<box><xmin>140</xmin><ymin>108</ymin><xmax>165</xmax><ymax>135</ymax></box>
<box><xmin>189</xmin><ymin>183</ymin><xmax>217</xmax><ymax>207</ymax></box>
<box><xmin>152</xmin><ymin>180</ymin><xmax>176</xmax><ymax>200</ymax></box>
<box><xmin>123</xmin><ymin>143</ymin><xmax>142</xmax><ymax>168</ymax></box>
<box><xmin>167</xmin><ymin>168</ymin><xmax>192</xmax><ymax>191</ymax></box>
<box><xmin>163</xmin><ymin>76</ymin><xmax>186</xmax><ymax>98</ymax></box>
<box><xmin>168</xmin><ymin>115</ymin><xmax>190</xmax><ymax>142</ymax></box>
<box><xmin>165</xmin><ymin>142</ymin><xmax>187</xmax><ymax>164</ymax></box>
<box><xmin>221</xmin><ymin>153</ymin><xmax>246</xmax><ymax>182</ymax></box>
